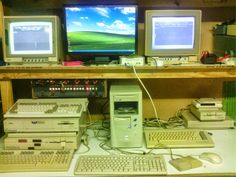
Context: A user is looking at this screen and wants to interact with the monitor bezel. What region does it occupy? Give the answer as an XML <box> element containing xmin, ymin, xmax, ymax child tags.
<box><xmin>63</xmin><ymin>4</ymin><xmax>138</xmax><ymax>63</ymax></box>
<box><xmin>145</xmin><ymin>10</ymin><xmax>201</xmax><ymax>57</ymax></box>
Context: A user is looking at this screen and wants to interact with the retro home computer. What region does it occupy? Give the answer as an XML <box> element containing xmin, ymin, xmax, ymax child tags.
<box><xmin>2</xmin><ymin>16</ymin><xmax>63</xmax><ymax>65</ymax></box>
<box><xmin>145</xmin><ymin>10</ymin><xmax>201</xmax><ymax>65</ymax></box>
<box><xmin>110</xmin><ymin>84</ymin><xmax>143</xmax><ymax>148</ymax></box>
<box><xmin>64</xmin><ymin>5</ymin><xmax>138</xmax><ymax>64</ymax></box>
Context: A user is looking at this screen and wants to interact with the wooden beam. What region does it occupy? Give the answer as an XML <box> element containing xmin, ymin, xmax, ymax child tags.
<box><xmin>0</xmin><ymin>0</ymin><xmax>3</xmax><ymax>38</ymax></box>
<box><xmin>0</xmin><ymin>80</ymin><xmax>14</xmax><ymax>113</ymax></box>
<box><xmin>0</xmin><ymin>65</ymin><xmax>235</xmax><ymax>79</ymax></box>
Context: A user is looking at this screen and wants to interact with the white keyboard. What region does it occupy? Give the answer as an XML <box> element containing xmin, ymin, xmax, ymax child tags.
<box><xmin>0</xmin><ymin>150</ymin><xmax>74</xmax><ymax>172</ymax></box>
<box><xmin>144</xmin><ymin>129</ymin><xmax>214</xmax><ymax>148</ymax></box>
<box><xmin>4</xmin><ymin>98</ymin><xmax>88</xmax><ymax>118</ymax></box>
<box><xmin>75</xmin><ymin>155</ymin><xmax>167</xmax><ymax>175</ymax></box>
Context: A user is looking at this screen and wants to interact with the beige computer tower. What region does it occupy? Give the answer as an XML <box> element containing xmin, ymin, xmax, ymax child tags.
<box><xmin>110</xmin><ymin>84</ymin><xmax>143</xmax><ymax>148</ymax></box>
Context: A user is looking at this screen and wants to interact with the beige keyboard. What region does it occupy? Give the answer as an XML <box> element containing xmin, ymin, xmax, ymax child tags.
<box><xmin>4</xmin><ymin>98</ymin><xmax>88</xmax><ymax>118</ymax></box>
<box><xmin>144</xmin><ymin>129</ymin><xmax>214</xmax><ymax>148</ymax></box>
<box><xmin>0</xmin><ymin>150</ymin><xmax>74</xmax><ymax>172</ymax></box>
<box><xmin>75</xmin><ymin>155</ymin><xmax>167</xmax><ymax>175</ymax></box>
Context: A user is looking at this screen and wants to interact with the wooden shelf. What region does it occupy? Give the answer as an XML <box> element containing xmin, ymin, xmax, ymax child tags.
<box><xmin>0</xmin><ymin>65</ymin><xmax>236</xmax><ymax>79</ymax></box>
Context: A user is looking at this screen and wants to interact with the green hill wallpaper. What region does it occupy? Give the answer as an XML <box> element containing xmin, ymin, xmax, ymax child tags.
<box><xmin>67</xmin><ymin>31</ymin><xmax>135</xmax><ymax>51</ymax></box>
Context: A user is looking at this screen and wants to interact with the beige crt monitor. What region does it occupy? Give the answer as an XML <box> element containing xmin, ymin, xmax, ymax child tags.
<box><xmin>145</xmin><ymin>10</ymin><xmax>201</xmax><ymax>64</ymax></box>
<box><xmin>110</xmin><ymin>84</ymin><xmax>143</xmax><ymax>148</ymax></box>
<box><xmin>3</xmin><ymin>16</ymin><xmax>63</xmax><ymax>65</ymax></box>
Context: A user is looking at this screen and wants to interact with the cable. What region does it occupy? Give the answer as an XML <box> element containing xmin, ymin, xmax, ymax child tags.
<box><xmin>149</xmin><ymin>57</ymin><xmax>158</xmax><ymax>68</ymax></box>
<box><xmin>87</xmin><ymin>120</ymin><xmax>110</xmax><ymax>141</ymax></box>
<box><xmin>99</xmin><ymin>141</ymin><xmax>148</xmax><ymax>155</ymax></box>
<box><xmin>75</xmin><ymin>133</ymin><xmax>91</xmax><ymax>154</ymax></box>
<box><xmin>100</xmin><ymin>98</ymin><xmax>110</xmax><ymax>119</ymax></box>
<box><xmin>132</xmin><ymin>65</ymin><xmax>162</xmax><ymax>127</ymax></box>
<box><xmin>86</xmin><ymin>108</ymin><xmax>92</xmax><ymax>125</ymax></box>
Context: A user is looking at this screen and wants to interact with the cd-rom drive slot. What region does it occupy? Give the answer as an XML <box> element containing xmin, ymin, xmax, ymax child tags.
<box><xmin>113</xmin><ymin>95</ymin><xmax>139</xmax><ymax>115</ymax></box>
<box><xmin>114</xmin><ymin>101</ymin><xmax>138</xmax><ymax>115</ymax></box>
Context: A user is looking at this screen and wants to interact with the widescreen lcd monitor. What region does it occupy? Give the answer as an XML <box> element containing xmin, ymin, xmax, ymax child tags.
<box><xmin>64</xmin><ymin>5</ymin><xmax>138</xmax><ymax>62</ymax></box>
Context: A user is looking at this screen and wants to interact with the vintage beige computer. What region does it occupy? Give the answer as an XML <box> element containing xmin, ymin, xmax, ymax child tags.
<box><xmin>110</xmin><ymin>84</ymin><xmax>143</xmax><ymax>148</ymax></box>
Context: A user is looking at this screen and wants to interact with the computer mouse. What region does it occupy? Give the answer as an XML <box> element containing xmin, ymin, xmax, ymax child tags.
<box><xmin>199</xmin><ymin>152</ymin><xmax>223</xmax><ymax>164</ymax></box>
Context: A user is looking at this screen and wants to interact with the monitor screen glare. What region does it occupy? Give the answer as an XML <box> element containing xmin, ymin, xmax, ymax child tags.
<box><xmin>152</xmin><ymin>17</ymin><xmax>195</xmax><ymax>50</ymax></box>
<box><xmin>10</xmin><ymin>22</ymin><xmax>53</xmax><ymax>55</ymax></box>
<box><xmin>64</xmin><ymin>6</ymin><xmax>137</xmax><ymax>54</ymax></box>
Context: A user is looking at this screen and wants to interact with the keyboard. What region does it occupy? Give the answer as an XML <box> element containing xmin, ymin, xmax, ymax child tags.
<box><xmin>75</xmin><ymin>155</ymin><xmax>167</xmax><ymax>175</ymax></box>
<box><xmin>4</xmin><ymin>98</ymin><xmax>88</xmax><ymax>118</ymax></box>
<box><xmin>0</xmin><ymin>150</ymin><xmax>74</xmax><ymax>172</ymax></box>
<box><xmin>144</xmin><ymin>129</ymin><xmax>214</xmax><ymax>148</ymax></box>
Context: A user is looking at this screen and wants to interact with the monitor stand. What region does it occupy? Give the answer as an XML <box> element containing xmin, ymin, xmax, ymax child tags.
<box><xmin>95</xmin><ymin>56</ymin><xmax>110</xmax><ymax>65</ymax></box>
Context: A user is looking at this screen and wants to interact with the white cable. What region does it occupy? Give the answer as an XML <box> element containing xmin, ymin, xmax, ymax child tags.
<box><xmin>132</xmin><ymin>65</ymin><xmax>161</xmax><ymax>126</ymax></box>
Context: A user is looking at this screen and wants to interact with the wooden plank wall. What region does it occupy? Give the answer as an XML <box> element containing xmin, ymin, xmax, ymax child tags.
<box><xmin>0</xmin><ymin>0</ymin><xmax>3</xmax><ymax>38</ymax></box>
